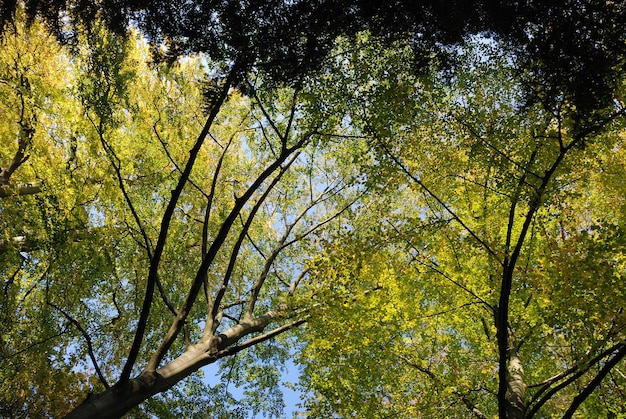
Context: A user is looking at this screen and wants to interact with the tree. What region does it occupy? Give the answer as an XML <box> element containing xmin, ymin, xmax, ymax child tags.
<box><xmin>2</xmin><ymin>1</ymin><xmax>626</xmax><ymax>417</ymax></box>
<box><xmin>0</xmin><ymin>12</ymin><xmax>362</xmax><ymax>417</ymax></box>
<box><xmin>297</xmin><ymin>34</ymin><xmax>626</xmax><ymax>418</ymax></box>
<box><xmin>0</xmin><ymin>15</ymin><xmax>94</xmax><ymax>417</ymax></box>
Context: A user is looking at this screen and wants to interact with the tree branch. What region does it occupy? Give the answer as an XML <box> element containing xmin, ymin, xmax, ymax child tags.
<box><xmin>0</xmin><ymin>76</ymin><xmax>34</xmax><ymax>186</ymax></box>
<box><xmin>385</xmin><ymin>219</ymin><xmax>495</xmax><ymax>313</ymax></box>
<box><xmin>202</xmin><ymin>136</ymin><xmax>234</xmax><ymax>335</ymax></box>
<box><xmin>145</xmin><ymin>133</ymin><xmax>310</xmax><ymax>372</ymax></box>
<box><xmin>99</xmin><ymin>134</ymin><xmax>154</xmax><ymax>256</ymax></box>
<box><xmin>246</xmin><ymin>179</ymin><xmax>359</xmax><ymax>318</ymax></box>
<box><xmin>47</xmin><ymin>302</ymin><xmax>110</xmax><ymax>389</ymax></box>
<box><xmin>451</xmin><ymin>113</ymin><xmax>544</xmax><ymax>181</ymax></box>
<box><xmin>118</xmin><ymin>60</ymin><xmax>242</xmax><ymax>384</ymax></box>
<box><xmin>0</xmin><ymin>181</ymin><xmax>42</xmax><ymax>198</ymax></box>
<box><xmin>214</xmin><ymin>315</ymin><xmax>308</xmax><ymax>359</ymax></box>
<box><xmin>562</xmin><ymin>343</ymin><xmax>626</xmax><ymax>419</ymax></box>
<box><xmin>526</xmin><ymin>342</ymin><xmax>626</xmax><ymax>418</ymax></box>
<box><xmin>397</xmin><ymin>353</ymin><xmax>488</xmax><ymax>419</ymax></box>
<box><xmin>217</xmin><ymin>152</ymin><xmax>300</xmax><ymax>323</ymax></box>
<box><xmin>374</xmin><ymin>133</ymin><xmax>502</xmax><ymax>265</ymax></box>
<box><xmin>497</xmin><ymin>128</ymin><xmax>584</xmax><ymax>418</ymax></box>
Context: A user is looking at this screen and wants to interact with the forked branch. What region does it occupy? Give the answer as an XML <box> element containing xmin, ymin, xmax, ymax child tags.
<box><xmin>118</xmin><ymin>61</ymin><xmax>242</xmax><ymax>384</ymax></box>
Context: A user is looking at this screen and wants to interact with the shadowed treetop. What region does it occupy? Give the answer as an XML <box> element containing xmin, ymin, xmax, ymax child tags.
<box><xmin>2</xmin><ymin>0</ymin><xmax>625</xmax><ymax>129</ymax></box>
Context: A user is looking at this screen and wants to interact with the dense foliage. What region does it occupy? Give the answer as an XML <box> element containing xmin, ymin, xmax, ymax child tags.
<box><xmin>0</xmin><ymin>12</ymin><xmax>358</xmax><ymax>417</ymax></box>
<box><xmin>1</xmin><ymin>1</ymin><xmax>625</xmax><ymax>418</ymax></box>
<box><xmin>297</xmin><ymin>35</ymin><xmax>626</xmax><ymax>418</ymax></box>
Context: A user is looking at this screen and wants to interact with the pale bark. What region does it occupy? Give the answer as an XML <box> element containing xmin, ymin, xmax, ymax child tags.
<box><xmin>0</xmin><ymin>181</ymin><xmax>42</xmax><ymax>197</ymax></box>
<box><xmin>0</xmin><ymin>235</ymin><xmax>38</xmax><ymax>253</ymax></box>
<box><xmin>506</xmin><ymin>343</ymin><xmax>526</xmax><ymax>419</ymax></box>
<box><xmin>64</xmin><ymin>311</ymin><xmax>301</xmax><ymax>419</ymax></box>
<box><xmin>65</xmin><ymin>345</ymin><xmax>220</xmax><ymax>419</ymax></box>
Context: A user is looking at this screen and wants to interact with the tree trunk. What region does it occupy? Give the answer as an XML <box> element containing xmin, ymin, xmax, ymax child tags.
<box><xmin>63</xmin><ymin>311</ymin><xmax>293</xmax><ymax>418</ymax></box>
<box><xmin>64</xmin><ymin>345</ymin><xmax>213</xmax><ymax>419</ymax></box>
<box><xmin>506</xmin><ymin>343</ymin><xmax>527</xmax><ymax>419</ymax></box>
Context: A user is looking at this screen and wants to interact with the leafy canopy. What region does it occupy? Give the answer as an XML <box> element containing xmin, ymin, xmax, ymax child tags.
<box><xmin>296</xmin><ymin>33</ymin><xmax>626</xmax><ymax>418</ymax></box>
<box><xmin>1</xmin><ymin>1</ymin><xmax>626</xmax><ymax>418</ymax></box>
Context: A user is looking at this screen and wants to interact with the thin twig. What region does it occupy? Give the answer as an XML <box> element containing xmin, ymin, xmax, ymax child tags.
<box><xmin>47</xmin><ymin>302</ymin><xmax>110</xmax><ymax>389</ymax></box>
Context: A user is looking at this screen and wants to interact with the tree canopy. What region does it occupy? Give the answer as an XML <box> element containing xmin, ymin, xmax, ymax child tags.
<box><xmin>3</xmin><ymin>0</ymin><xmax>625</xmax><ymax>109</ymax></box>
<box><xmin>296</xmin><ymin>34</ymin><xmax>626</xmax><ymax>418</ymax></box>
<box><xmin>1</xmin><ymin>1</ymin><xmax>625</xmax><ymax>418</ymax></box>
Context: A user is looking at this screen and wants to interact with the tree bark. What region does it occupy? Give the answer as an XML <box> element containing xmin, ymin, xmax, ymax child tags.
<box><xmin>506</xmin><ymin>342</ymin><xmax>526</xmax><ymax>419</ymax></box>
<box><xmin>0</xmin><ymin>181</ymin><xmax>42</xmax><ymax>198</ymax></box>
<box><xmin>64</xmin><ymin>346</ymin><xmax>210</xmax><ymax>419</ymax></box>
<box><xmin>0</xmin><ymin>235</ymin><xmax>39</xmax><ymax>253</ymax></box>
<box><xmin>63</xmin><ymin>311</ymin><xmax>294</xmax><ymax>418</ymax></box>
